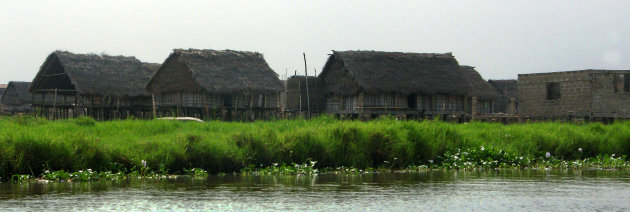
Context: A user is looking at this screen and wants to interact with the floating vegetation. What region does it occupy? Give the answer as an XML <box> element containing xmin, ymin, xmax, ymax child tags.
<box><xmin>1</xmin><ymin>116</ymin><xmax>630</xmax><ymax>182</ymax></box>
<box><xmin>183</xmin><ymin>168</ymin><xmax>209</xmax><ymax>177</ymax></box>
<box><xmin>240</xmin><ymin>161</ymin><xmax>319</xmax><ymax>176</ymax></box>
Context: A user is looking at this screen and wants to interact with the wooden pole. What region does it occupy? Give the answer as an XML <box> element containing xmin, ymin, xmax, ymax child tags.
<box><xmin>42</xmin><ymin>93</ymin><xmax>47</xmax><ymax>119</ymax></box>
<box><xmin>303</xmin><ymin>53</ymin><xmax>311</xmax><ymax>119</ymax></box>
<box><xmin>203</xmin><ymin>91</ymin><xmax>208</xmax><ymax>120</ymax></box>
<box><xmin>74</xmin><ymin>95</ymin><xmax>78</xmax><ymax>118</ymax></box>
<box><xmin>52</xmin><ymin>88</ymin><xmax>57</xmax><ymax>120</ymax></box>
<box><xmin>250</xmin><ymin>94</ymin><xmax>254</xmax><ymax>121</ymax></box>
<box><xmin>314</xmin><ymin>68</ymin><xmax>318</xmax><ymax>113</ymax></box>
<box><xmin>152</xmin><ymin>94</ymin><xmax>157</xmax><ymax>119</ymax></box>
<box><xmin>63</xmin><ymin>95</ymin><xmax>67</xmax><ymax>119</ymax></box>
<box><xmin>90</xmin><ymin>96</ymin><xmax>94</xmax><ymax>119</ymax></box>
<box><xmin>31</xmin><ymin>94</ymin><xmax>35</xmax><ymax>116</ymax></box>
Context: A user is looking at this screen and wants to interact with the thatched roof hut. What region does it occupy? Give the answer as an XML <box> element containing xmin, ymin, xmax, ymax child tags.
<box><xmin>319</xmin><ymin>51</ymin><xmax>470</xmax><ymax>95</ymax></box>
<box><xmin>146</xmin><ymin>49</ymin><xmax>284</xmax><ymax>95</ymax></box>
<box><xmin>459</xmin><ymin>66</ymin><xmax>501</xmax><ymax>100</ymax></box>
<box><xmin>1</xmin><ymin>81</ymin><xmax>32</xmax><ymax>107</ymax></box>
<box><xmin>29</xmin><ymin>51</ymin><xmax>158</xmax><ymax>97</ymax></box>
<box><xmin>488</xmin><ymin>79</ymin><xmax>518</xmax><ymax>114</ymax></box>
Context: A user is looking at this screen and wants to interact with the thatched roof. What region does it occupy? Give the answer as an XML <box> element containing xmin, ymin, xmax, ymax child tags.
<box><xmin>146</xmin><ymin>49</ymin><xmax>284</xmax><ymax>94</ymax></box>
<box><xmin>1</xmin><ymin>81</ymin><xmax>32</xmax><ymax>106</ymax></box>
<box><xmin>29</xmin><ymin>51</ymin><xmax>159</xmax><ymax>97</ymax></box>
<box><xmin>488</xmin><ymin>79</ymin><xmax>518</xmax><ymax>98</ymax></box>
<box><xmin>319</xmin><ymin>51</ymin><xmax>471</xmax><ymax>95</ymax></box>
<box><xmin>459</xmin><ymin>66</ymin><xmax>501</xmax><ymax>100</ymax></box>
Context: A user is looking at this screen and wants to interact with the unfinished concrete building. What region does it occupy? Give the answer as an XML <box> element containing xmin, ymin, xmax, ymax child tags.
<box><xmin>518</xmin><ymin>70</ymin><xmax>630</xmax><ymax>120</ymax></box>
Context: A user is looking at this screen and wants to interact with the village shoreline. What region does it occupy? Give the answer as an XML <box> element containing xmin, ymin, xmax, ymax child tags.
<box><xmin>1</xmin><ymin>115</ymin><xmax>629</xmax><ymax>182</ymax></box>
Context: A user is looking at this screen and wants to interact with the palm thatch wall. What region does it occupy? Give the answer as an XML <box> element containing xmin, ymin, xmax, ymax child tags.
<box><xmin>459</xmin><ymin>66</ymin><xmax>501</xmax><ymax>114</ymax></box>
<box><xmin>285</xmin><ymin>75</ymin><xmax>324</xmax><ymax>113</ymax></box>
<box><xmin>319</xmin><ymin>51</ymin><xmax>481</xmax><ymax>119</ymax></box>
<box><xmin>28</xmin><ymin>51</ymin><xmax>159</xmax><ymax>120</ymax></box>
<box><xmin>489</xmin><ymin>79</ymin><xmax>518</xmax><ymax>114</ymax></box>
<box><xmin>146</xmin><ymin>49</ymin><xmax>284</xmax><ymax>121</ymax></box>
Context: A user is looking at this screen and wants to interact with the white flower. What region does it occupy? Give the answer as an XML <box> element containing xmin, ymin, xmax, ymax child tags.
<box><xmin>578</xmin><ymin>148</ymin><xmax>583</xmax><ymax>153</ymax></box>
<box><xmin>480</xmin><ymin>146</ymin><xmax>485</xmax><ymax>151</ymax></box>
<box><xmin>141</xmin><ymin>160</ymin><xmax>147</xmax><ymax>168</ymax></box>
<box><xmin>273</xmin><ymin>163</ymin><xmax>278</xmax><ymax>167</ymax></box>
<box><xmin>310</xmin><ymin>161</ymin><xmax>317</xmax><ymax>166</ymax></box>
<box><xmin>545</xmin><ymin>152</ymin><xmax>551</xmax><ymax>158</ymax></box>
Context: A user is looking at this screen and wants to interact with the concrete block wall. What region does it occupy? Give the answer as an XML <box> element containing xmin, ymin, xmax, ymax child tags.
<box><xmin>518</xmin><ymin>71</ymin><xmax>592</xmax><ymax>118</ymax></box>
<box><xmin>519</xmin><ymin>70</ymin><xmax>630</xmax><ymax>119</ymax></box>
<box><xmin>590</xmin><ymin>72</ymin><xmax>630</xmax><ymax>118</ymax></box>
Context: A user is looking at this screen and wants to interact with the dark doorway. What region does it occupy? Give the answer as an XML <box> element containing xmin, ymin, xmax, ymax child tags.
<box><xmin>222</xmin><ymin>95</ymin><xmax>233</xmax><ymax>107</ymax></box>
<box><xmin>407</xmin><ymin>94</ymin><xmax>417</xmax><ymax>109</ymax></box>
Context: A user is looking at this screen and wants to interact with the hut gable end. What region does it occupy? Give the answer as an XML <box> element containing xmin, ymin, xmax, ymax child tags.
<box><xmin>146</xmin><ymin>58</ymin><xmax>201</xmax><ymax>94</ymax></box>
<box><xmin>1</xmin><ymin>81</ymin><xmax>32</xmax><ymax>106</ymax></box>
<box><xmin>29</xmin><ymin>51</ymin><xmax>158</xmax><ymax>97</ymax></box>
<box><xmin>29</xmin><ymin>54</ymin><xmax>75</xmax><ymax>93</ymax></box>
<box><xmin>320</xmin><ymin>54</ymin><xmax>359</xmax><ymax>95</ymax></box>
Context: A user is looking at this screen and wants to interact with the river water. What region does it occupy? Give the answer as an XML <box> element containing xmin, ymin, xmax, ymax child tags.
<box><xmin>1</xmin><ymin>169</ymin><xmax>630</xmax><ymax>211</ymax></box>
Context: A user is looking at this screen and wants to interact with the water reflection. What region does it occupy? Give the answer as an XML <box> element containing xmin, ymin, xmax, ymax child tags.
<box><xmin>1</xmin><ymin>169</ymin><xmax>630</xmax><ymax>211</ymax></box>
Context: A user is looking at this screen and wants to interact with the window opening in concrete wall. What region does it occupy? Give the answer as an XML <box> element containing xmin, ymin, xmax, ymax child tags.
<box><xmin>546</xmin><ymin>82</ymin><xmax>561</xmax><ymax>100</ymax></box>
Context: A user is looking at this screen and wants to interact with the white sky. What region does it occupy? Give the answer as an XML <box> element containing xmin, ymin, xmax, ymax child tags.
<box><xmin>1</xmin><ymin>0</ymin><xmax>629</xmax><ymax>84</ymax></box>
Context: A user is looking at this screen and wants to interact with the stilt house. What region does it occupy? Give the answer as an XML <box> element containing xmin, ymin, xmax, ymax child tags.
<box><xmin>319</xmin><ymin>51</ymin><xmax>486</xmax><ymax>120</ymax></box>
<box><xmin>145</xmin><ymin>49</ymin><xmax>284</xmax><ymax>121</ymax></box>
<box><xmin>1</xmin><ymin>81</ymin><xmax>33</xmax><ymax>114</ymax></box>
<box><xmin>28</xmin><ymin>51</ymin><xmax>159</xmax><ymax>120</ymax></box>
<box><xmin>459</xmin><ymin>66</ymin><xmax>501</xmax><ymax>115</ymax></box>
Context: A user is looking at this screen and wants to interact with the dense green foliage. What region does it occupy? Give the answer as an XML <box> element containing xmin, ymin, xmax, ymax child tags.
<box><xmin>1</xmin><ymin>115</ymin><xmax>630</xmax><ymax>181</ymax></box>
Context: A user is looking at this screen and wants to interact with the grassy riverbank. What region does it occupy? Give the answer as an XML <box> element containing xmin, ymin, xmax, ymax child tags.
<box><xmin>1</xmin><ymin>116</ymin><xmax>630</xmax><ymax>181</ymax></box>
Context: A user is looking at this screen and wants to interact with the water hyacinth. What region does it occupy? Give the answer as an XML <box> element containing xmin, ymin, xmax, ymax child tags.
<box><xmin>2</xmin><ymin>117</ymin><xmax>630</xmax><ymax>180</ymax></box>
<box><xmin>546</xmin><ymin>152</ymin><xmax>551</xmax><ymax>158</ymax></box>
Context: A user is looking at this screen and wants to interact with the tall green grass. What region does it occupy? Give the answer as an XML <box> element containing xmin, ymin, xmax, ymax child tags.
<box><xmin>1</xmin><ymin>115</ymin><xmax>629</xmax><ymax>179</ymax></box>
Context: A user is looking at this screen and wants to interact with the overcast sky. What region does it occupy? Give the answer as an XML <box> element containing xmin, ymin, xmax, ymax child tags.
<box><xmin>1</xmin><ymin>0</ymin><xmax>629</xmax><ymax>84</ymax></box>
